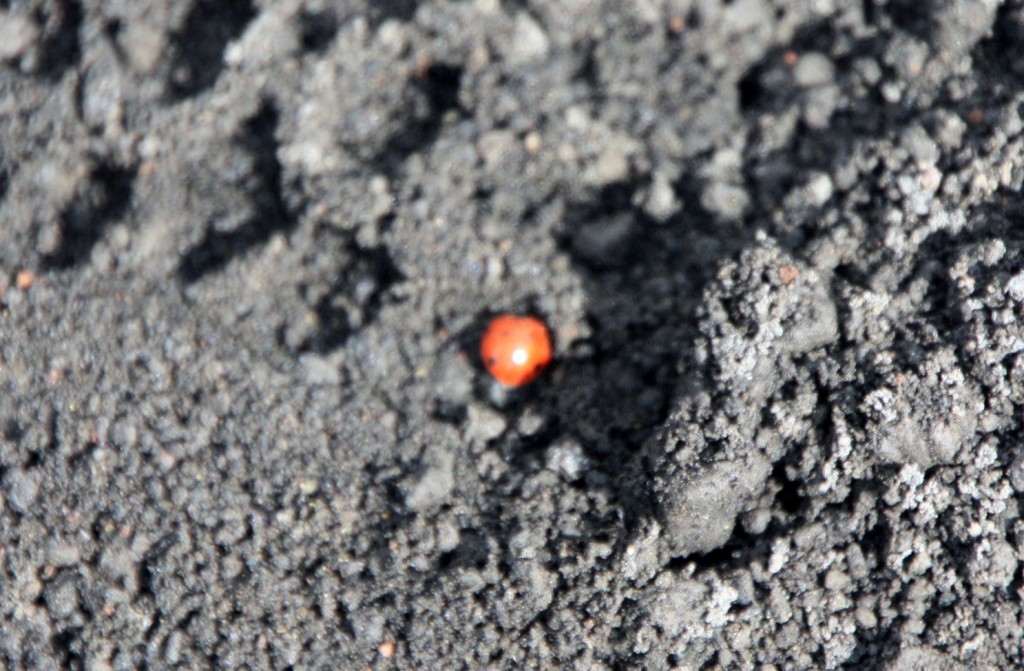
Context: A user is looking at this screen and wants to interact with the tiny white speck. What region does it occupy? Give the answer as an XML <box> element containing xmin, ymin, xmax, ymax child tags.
<box><xmin>511</xmin><ymin>348</ymin><xmax>528</xmax><ymax>366</ymax></box>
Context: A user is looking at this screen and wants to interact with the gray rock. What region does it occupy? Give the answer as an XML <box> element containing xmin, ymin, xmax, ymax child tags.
<box><xmin>545</xmin><ymin>439</ymin><xmax>589</xmax><ymax>482</ymax></box>
<box><xmin>883</xmin><ymin>646</ymin><xmax>966</xmax><ymax>671</ymax></box>
<box><xmin>0</xmin><ymin>12</ymin><xmax>39</xmax><ymax>61</ymax></box>
<box><xmin>660</xmin><ymin>454</ymin><xmax>772</xmax><ymax>554</ymax></box>
<box><xmin>793</xmin><ymin>52</ymin><xmax>834</xmax><ymax>88</ymax></box>
<box><xmin>4</xmin><ymin>469</ymin><xmax>40</xmax><ymax>514</ymax></box>
<box><xmin>465</xmin><ymin>403</ymin><xmax>507</xmax><ymax>443</ymax></box>
<box><xmin>404</xmin><ymin>447</ymin><xmax>455</xmax><ymax>513</ymax></box>
<box><xmin>44</xmin><ymin>577</ymin><xmax>79</xmax><ymax>619</ymax></box>
<box><xmin>508</xmin><ymin>12</ymin><xmax>550</xmax><ymax>65</ymax></box>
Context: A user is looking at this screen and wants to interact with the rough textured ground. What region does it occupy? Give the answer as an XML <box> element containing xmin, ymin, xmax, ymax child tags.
<box><xmin>2</xmin><ymin>0</ymin><xmax>1024</xmax><ymax>669</ymax></box>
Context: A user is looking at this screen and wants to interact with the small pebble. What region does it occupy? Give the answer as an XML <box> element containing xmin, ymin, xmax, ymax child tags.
<box><xmin>508</xmin><ymin>12</ymin><xmax>549</xmax><ymax>65</ymax></box>
<box><xmin>466</xmin><ymin>404</ymin><xmax>507</xmax><ymax>443</ymax></box>
<box><xmin>516</xmin><ymin>409</ymin><xmax>545</xmax><ymax>437</ymax></box>
<box><xmin>1005</xmin><ymin>273</ymin><xmax>1024</xmax><ymax>303</ymax></box>
<box><xmin>793</xmin><ymin>52</ymin><xmax>834</xmax><ymax>87</ymax></box>
<box><xmin>16</xmin><ymin>269</ymin><xmax>34</xmax><ymax>290</ymax></box>
<box><xmin>702</xmin><ymin>182</ymin><xmax>749</xmax><ymax>220</ymax></box>
<box><xmin>641</xmin><ymin>172</ymin><xmax>680</xmax><ymax>222</ymax></box>
<box><xmin>119</xmin><ymin>21</ymin><xmax>165</xmax><ymax>73</ymax></box>
<box><xmin>0</xmin><ymin>12</ymin><xmax>39</xmax><ymax>61</ymax></box>
<box><xmin>546</xmin><ymin>439</ymin><xmax>589</xmax><ymax>482</ymax></box>
<box><xmin>4</xmin><ymin>469</ymin><xmax>40</xmax><ymax>514</ymax></box>
<box><xmin>44</xmin><ymin>577</ymin><xmax>79</xmax><ymax>619</ymax></box>
<box><xmin>45</xmin><ymin>540</ymin><xmax>81</xmax><ymax>567</ymax></box>
<box><xmin>404</xmin><ymin>448</ymin><xmax>455</xmax><ymax>513</ymax></box>
<box><xmin>1009</xmin><ymin>451</ymin><xmax>1024</xmax><ymax>492</ymax></box>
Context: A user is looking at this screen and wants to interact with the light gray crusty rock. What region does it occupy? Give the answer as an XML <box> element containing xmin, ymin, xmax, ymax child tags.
<box><xmin>0</xmin><ymin>11</ymin><xmax>40</xmax><ymax>62</ymax></box>
<box><xmin>653</xmin><ymin>238</ymin><xmax>839</xmax><ymax>556</ymax></box>
<box><xmin>658</xmin><ymin>454</ymin><xmax>772</xmax><ymax>554</ymax></box>
<box><xmin>857</xmin><ymin>347</ymin><xmax>979</xmax><ymax>467</ymax></box>
<box><xmin>883</xmin><ymin>646</ymin><xmax>967</xmax><ymax>671</ymax></box>
<box><xmin>403</xmin><ymin>446</ymin><xmax>455</xmax><ymax>513</ymax></box>
<box><xmin>3</xmin><ymin>468</ymin><xmax>40</xmax><ymax>515</ymax></box>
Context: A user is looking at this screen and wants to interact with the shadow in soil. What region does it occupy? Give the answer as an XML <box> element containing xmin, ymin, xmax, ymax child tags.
<box><xmin>465</xmin><ymin>175</ymin><xmax>754</xmax><ymax>534</ymax></box>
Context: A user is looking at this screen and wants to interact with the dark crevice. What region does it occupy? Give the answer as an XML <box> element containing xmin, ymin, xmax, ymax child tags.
<box><xmin>4</xmin><ymin>419</ymin><xmax>23</xmax><ymax>442</ymax></box>
<box><xmin>51</xmin><ymin>626</ymin><xmax>84</xmax><ymax>669</ymax></box>
<box><xmin>335</xmin><ymin>602</ymin><xmax>356</xmax><ymax>639</ymax></box>
<box><xmin>573</xmin><ymin>41</ymin><xmax>603</xmax><ymax>108</ymax></box>
<box><xmin>138</xmin><ymin>533</ymin><xmax>180</xmax><ymax>602</ymax></box>
<box><xmin>973</xmin><ymin>1</ymin><xmax>1024</xmax><ymax>89</ymax></box>
<box><xmin>861</xmin><ymin>0</ymin><xmax>878</xmax><ymax>26</ymax></box>
<box><xmin>429</xmin><ymin>400</ymin><xmax>467</xmax><ymax>426</ymax></box>
<box><xmin>883</xmin><ymin>0</ymin><xmax>936</xmax><ymax>41</ymax></box>
<box><xmin>298</xmin><ymin>8</ymin><xmax>341</xmax><ymax>53</ymax></box>
<box><xmin>772</xmin><ymin>460</ymin><xmax>807</xmax><ymax>515</ymax></box>
<box><xmin>368</xmin><ymin>0</ymin><xmax>418</xmax><ymax>26</ymax></box>
<box><xmin>438</xmin><ymin>528</ymin><xmax>490</xmax><ymax>572</ymax></box>
<box><xmin>737</xmin><ymin>64</ymin><xmax>766</xmax><ymax>114</ymax></box>
<box><xmin>1008</xmin><ymin>563</ymin><xmax>1024</xmax><ymax>603</ymax></box>
<box><xmin>499</xmin><ymin>0</ymin><xmax>530</xmax><ymax>11</ymax></box>
<box><xmin>299</xmin><ymin>242</ymin><xmax>404</xmax><ymax>354</ymax></box>
<box><xmin>178</xmin><ymin>101</ymin><xmax>292</xmax><ymax>283</ymax></box>
<box><xmin>34</xmin><ymin>0</ymin><xmax>82</xmax><ymax>80</ymax></box>
<box><xmin>368</xmin><ymin>62</ymin><xmax>464</xmax><ymax>179</ymax></box>
<box><xmin>166</xmin><ymin>0</ymin><xmax>257</xmax><ymax>100</ymax></box>
<box><xmin>418</xmin><ymin>62</ymin><xmax>463</xmax><ymax>116</ymax></box>
<box><xmin>66</xmin><ymin>435</ymin><xmax>99</xmax><ymax>471</ymax></box>
<box><xmin>103</xmin><ymin>17</ymin><xmax>122</xmax><ymax>42</ymax></box>
<box><xmin>842</xmin><ymin>618</ymin><xmax>898</xmax><ymax>669</ymax></box>
<box><xmin>677</xmin><ymin>530</ymin><xmax>752</xmax><ymax>572</ymax></box>
<box><xmin>24</xmin><ymin>449</ymin><xmax>42</xmax><ymax>469</ymax></box>
<box><xmin>41</xmin><ymin>162</ymin><xmax>134</xmax><ymax>271</ymax></box>
<box><xmin>859</xmin><ymin>513</ymin><xmax>892</xmax><ymax>561</ymax></box>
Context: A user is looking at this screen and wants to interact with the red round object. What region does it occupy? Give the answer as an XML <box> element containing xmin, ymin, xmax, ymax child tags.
<box><xmin>480</xmin><ymin>315</ymin><xmax>553</xmax><ymax>387</ymax></box>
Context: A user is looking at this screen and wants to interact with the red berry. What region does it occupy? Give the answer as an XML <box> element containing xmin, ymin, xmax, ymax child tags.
<box><xmin>480</xmin><ymin>315</ymin><xmax>553</xmax><ymax>387</ymax></box>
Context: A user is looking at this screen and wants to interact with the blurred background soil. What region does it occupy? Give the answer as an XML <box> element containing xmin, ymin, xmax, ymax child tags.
<box><xmin>3</xmin><ymin>0</ymin><xmax>1024</xmax><ymax>669</ymax></box>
